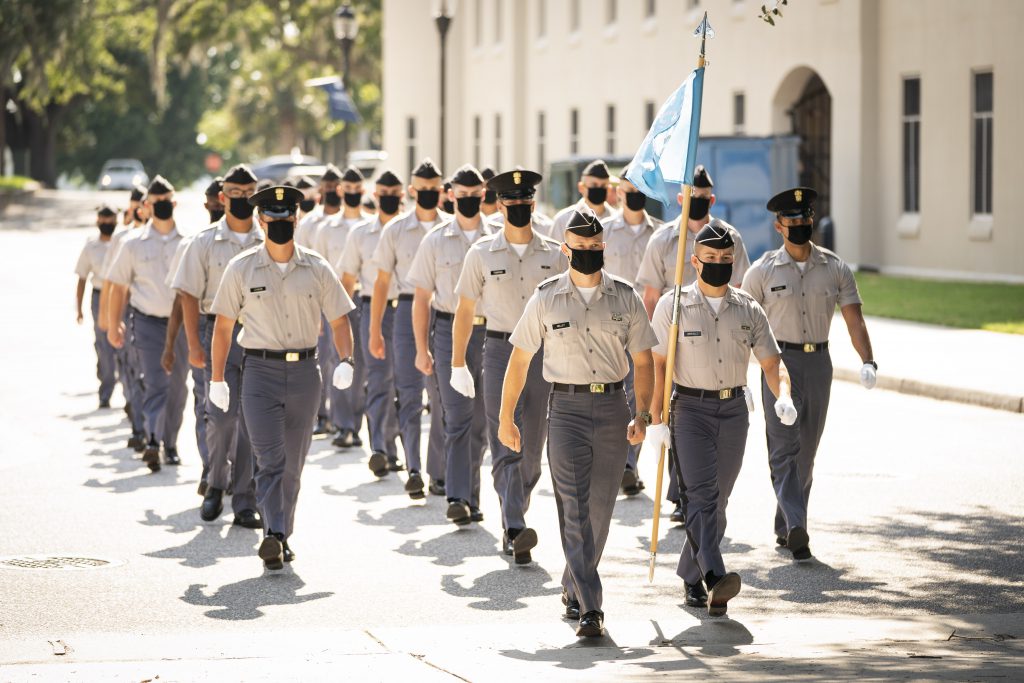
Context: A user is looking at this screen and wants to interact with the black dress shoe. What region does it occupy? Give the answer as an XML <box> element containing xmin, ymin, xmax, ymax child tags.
<box><xmin>776</xmin><ymin>536</ymin><xmax>787</xmax><ymax>547</ymax></box>
<box><xmin>332</xmin><ymin>429</ymin><xmax>354</xmax><ymax>448</ymax></box>
<box><xmin>259</xmin><ymin>533</ymin><xmax>284</xmax><ymax>570</ymax></box>
<box><xmin>350</xmin><ymin>433</ymin><xmax>362</xmax><ymax>447</ymax></box>
<box><xmin>163</xmin><ymin>447</ymin><xmax>180</xmax><ymax>465</ymax></box>
<box><xmin>313</xmin><ymin>417</ymin><xmax>331</xmax><ymax>436</ymax></box>
<box><xmin>197</xmin><ymin>466</ymin><xmax>209</xmax><ymax>496</ymax></box>
<box><xmin>387</xmin><ymin>460</ymin><xmax>405</xmax><ymax>472</ymax></box>
<box><xmin>562</xmin><ymin>590</ymin><xmax>581</xmax><ymax>621</ymax></box>
<box><xmin>576</xmin><ymin>610</ymin><xmax>605</xmax><ymax>638</ymax></box>
<box><xmin>128</xmin><ymin>431</ymin><xmax>146</xmax><ymax>452</ymax></box>
<box><xmin>621</xmin><ymin>467</ymin><xmax>645</xmax><ymax>496</ymax></box>
<box><xmin>142</xmin><ymin>439</ymin><xmax>161</xmax><ymax>472</ymax></box>
<box><xmin>99</xmin><ymin>399</ymin><xmax>111</xmax><ymax>409</ymax></box>
<box><xmin>685</xmin><ymin>580</ymin><xmax>708</xmax><ymax>607</ymax></box>
<box><xmin>502</xmin><ymin>531</ymin><xmax>514</xmax><ymax>557</ymax></box>
<box><xmin>669</xmin><ymin>503</ymin><xmax>684</xmax><ymax>524</ymax></box>
<box><xmin>200</xmin><ymin>488</ymin><xmax>224</xmax><ymax>521</ymax></box>
<box><xmin>429</xmin><ymin>479</ymin><xmax>446</xmax><ymax>496</ymax></box>
<box><xmin>511</xmin><ymin>527</ymin><xmax>537</xmax><ymax>565</ymax></box>
<box><xmin>786</xmin><ymin>527</ymin><xmax>812</xmax><ymax>562</ymax></box>
<box><xmin>470</xmin><ymin>507</ymin><xmax>484</xmax><ymax>523</ymax></box>
<box><xmin>706</xmin><ymin>571</ymin><xmax>741</xmax><ymax>617</ymax></box>
<box><xmin>233</xmin><ymin>509</ymin><xmax>261</xmax><ymax>529</ymax></box>
<box><xmin>283</xmin><ymin>540</ymin><xmax>294</xmax><ymax>563</ymax></box>
<box><xmin>125</xmin><ymin>403</ymin><xmax>135</xmax><ymax>423</ymax></box>
<box><xmin>405</xmin><ymin>472</ymin><xmax>425</xmax><ymax>500</ymax></box>
<box><xmin>446</xmin><ymin>500</ymin><xmax>472</xmax><ymax>526</ymax></box>
<box><xmin>368</xmin><ymin>451</ymin><xmax>389</xmax><ymax>477</ymax></box>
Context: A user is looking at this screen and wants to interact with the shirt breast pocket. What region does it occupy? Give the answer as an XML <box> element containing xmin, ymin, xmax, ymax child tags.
<box><xmin>729</xmin><ymin>328</ymin><xmax>754</xmax><ymax>364</ymax></box>
<box><xmin>485</xmin><ymin>269</ymin><xmax>509</xmax><ymax>285</ymax></box>
<box><xmin>768</xmin><ymin>283</ymin><xmax>793</xmax><ymax>300</ymax></box>
<box><xmin>600</xmin><ymin>320</ymin><xmax>628</xmax><ymax>342</ymax></box>
<box><xmin>547</xmin><ymin>320</ymin><xmax>582</xmax><ymax>358</ymax></box>
<box><xmin>678</xmin><ymin>329</ymin><xmax>709</xmax><ymax>368</ymax></box>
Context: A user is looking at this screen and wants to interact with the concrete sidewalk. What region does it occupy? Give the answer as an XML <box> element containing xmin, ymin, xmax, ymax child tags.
<box><xmin>828</xmin><ymin>314</ymin><xmax>1024</xmax><ymax>413</ymax></box>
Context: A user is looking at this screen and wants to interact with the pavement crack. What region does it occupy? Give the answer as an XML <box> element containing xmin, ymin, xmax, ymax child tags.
<box><xmin>410</xmin><ymin>653</ymin><xmax>472</xmax><ymax>682</ymax></box>
<box><xmin>363</xmin><ymin>629</ymin><xmax>389</xmax><ymax>651</ymax></box>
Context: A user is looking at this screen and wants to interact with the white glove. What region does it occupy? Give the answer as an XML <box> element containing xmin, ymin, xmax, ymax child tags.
<box><xmin>646</xmin><ymin>423</ymin><xmax>672</xmax><ymax>450</ymax></box>
<box><xmin>743</xmin><ymin>386</ymin><xmax>755</xmax><ymax>413</ymax></box>
<box><xmin>209</xmin><ymin>381</ymin><xmax>230</xmax><ymax>412</ymax></box>
<box><xmin>450</xmin><ymin>364</ymin><xmax>475</xmax><ymax>398</ymax></box>
<box><xmin>333</xmin><ymin>361</ymin><xmax>354</xmax><ymax>389</ymax></box>
<box><xmin>775</xmin><ymin>395</ymin><xmax>798</xmax><ymax>426</ymax></box>
<box><xmin>860</xmin><ymin>363</ymin><xmax>877</xmax><ymax>390</ymax></box>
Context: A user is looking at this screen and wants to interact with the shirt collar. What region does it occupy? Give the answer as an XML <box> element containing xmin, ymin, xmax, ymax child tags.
<box><xmin>140</xmin><ymin>221</ymin><xmax>179</xmax><ymax>241</ymax></box>
<box><xmin>552</xmin><ymin>270</ymin><xmax>616</xmax><ymax>300</ymax></box>
<box><xmin>214</xmin><ymin>217</ymin><xmax>263</xmax><ymax>243</ymax></box>
<box><xmin>775</xmin><ymin>242</ymin><xmax>826</xmax><ymax>267</ymax></box>
<box><xmin>255</xmin><ymin>243</ymin><xmax>310</xmax><ymax>269</ymax></box>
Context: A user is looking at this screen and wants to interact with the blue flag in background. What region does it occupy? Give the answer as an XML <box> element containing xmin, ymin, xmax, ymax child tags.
<box><xmin>626</xmin><ymin>67</ymin><xmax>705</xmax><ymax>208</ymax></box>
<box><xmin>317</xmin><ymin>81</ymin><xmax>361</xmax><ymax>123</ymax></box>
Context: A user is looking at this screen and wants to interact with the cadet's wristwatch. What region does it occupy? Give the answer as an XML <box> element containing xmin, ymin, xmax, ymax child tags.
<box><xmin>866</xmin><ymin>360</ymin><xmax>878</xmax><ymax>370</ymax></box>
<box><xmin>636</xmin><ymin>410</ymin><xmax>653</xmax><ymax>426</ymax></box>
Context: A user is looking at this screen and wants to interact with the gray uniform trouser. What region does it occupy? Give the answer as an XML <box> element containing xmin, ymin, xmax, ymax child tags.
<box><xmin>762</xmin><ymin>348</ymin><xmax>833</xmax><ymax>538</ymax></box>
<box><xmin>241</xmin><ymin>354</ymin><xmax>321</xmax><ymax>539</ymax></box>
<box><xmin>360</xmin><ymin>299</ymin><xmax>399</xmax><ymax>461</ymax></box>
<box><xmin>130</xmin><ymin>307</ymin><xmax>188</xmax><ymax>447</ymax></box>
<box><xmin>483</xmin><ymin>335</ymin><xmax>548</xmax><ymax>531</ymax></box>
<box><xmin>425</xmin><ymin>311</ymin><xmax>446</xmax><ymax>483</ymax></box>
<box><xmin>316</xmin><ymin>319</ymin><xmax>333</xmax><ymax>422</ymax></box>
<box><xmin>549</xmin><ymin>389</ymin><xmax>630</xmax><ymax>615</ymax></box>
<box><xmin>202</xmin><ymin>318</ymin><xmax>257</xmax><ymax>513</ymax></box>
<box><xmin>670</xmin><ymin>392</ymin><xmax>748</xmax><ymax>583</ymax></box>
<box><xmin>623</xmin><ymin>356</ymin><xmax>641</xmax><ymax>470</ymax></box>
<box><xmin>329</xmin><ymin>306</ymin><xmax>367</xmax><ymax>434</ymax></box>
<box><xmin>192</xmin><ymin>317</ymin><xmax>210</xmax><ymax>467</ymax></box>
<box><xmin>432</xmin><ymin>316</ymin><xmax>485</xmax><ymax>506</ymax></box>
<box><xmin>90</xmin><ymin>290</ymin><xmax>117</xmax><ymax>403</ymax></box>
<box><xmin>120</xmin><ymin>307</ymin><xmax>146</xmax><ymax>434</ymax></box>
<box><xmin>392</xmin><ymin>298</ymin><xmax>424</xmax><ymax>472</ymax></box>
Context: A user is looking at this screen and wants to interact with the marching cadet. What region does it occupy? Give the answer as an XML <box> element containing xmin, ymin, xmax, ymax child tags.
<box><xmin>440</xmin><ymin>180</ymin><xmax>455</xmax><ymax>215</ymax></box>
<box><xmin>606</xmin><ymin>173</ymin><xmax>621</xmax><ymax>211</ymax></box>
<box><xmin>209</xmin><ymin>184</ymin><xmax>355</xmax><ymax>570</ymax></box>
<box><xmin>647</xmin><ymin>222</ymin><xmax>797</xmax><ymax>617</ymax></box>
<box><xmin>408</xmin><ymin>164</ymin><xmax>491</xmax><ymax>525</ymax></box>
<box><xmin>602</xmin><ymin>169</ymin><xmax>664</xmax><ymax>496</ymax></box>
<box><xmin>636</xmin><ymin>165</ymin><xmax>751</xmax><ymax>522</ymax></box>
<box><xmin>548</xmin><ymin>160</ymin><xmax>619</xmax><ymax>239</ymax></box>
<box><xmin>204</xmin><ymin>176</ymin><xmax>225</xmax><ymax>223</ymax></box>
<box><xmin>122</xmin><ymin>183</ymin><xmax>146</xmax><ymax>227</ymax></box>
<box><xmin>312</xmin><ymin>165</ymin><xmax>370</xmax><ymax>449</ymax></box>
<box><xmin>75</xmin><ymin>204</ymin><xmax>120</xmax><ymax>408</ymax></box>
<box><xmin>480</xmin><ymin>167</ymin><xmax>498</xmax><ymax>218</ymax></box>
<box><xmin>361</xmin><ymin>195</ymin><xmax>377</xmax><ymax>216</ymax></box>
<box><xmin>296</xmin><ymin>176</ymin><xmax>317</xmax><ymax>219</ymax></box>
<box><xmin>340</xmin><ymin>170</ymin><xmax>404</xmax><ymax>474</ymax></box>
<box><xmin>502</xmin><ymin>208</ymin><xmax>657</xmax><ymax>638</ymax></box>
<box><xmin>368</xmin><ymin>158</ymin><xmax>446</xmax><ymax>499</ymax></box>
<box><xmin>172</xmin><ymin>164</ymin><xmax>263</xmax><ymax>527</ymax></box>
<box><xmin>106</xmin><ymin>176</ymin><xmax>190</xmax><ymax>471</ymax></box>
<box><xmin>741</xmin><ymin>187</ymin><xmax>876</xmax><ymax>561</ymax></box>
<box><xmin>452</xmin><ymin>168</ymin><xmax>565</xmax><ymax>563</ymax></box>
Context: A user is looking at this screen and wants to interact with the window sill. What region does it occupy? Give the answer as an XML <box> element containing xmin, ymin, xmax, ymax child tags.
<box><xmin>897</xmin><ymin>213</ymin><xmax>920</xmax><ymax>239</ymax></box>
<box><xmin>968</xmin><ymin>214</ymin><xmax>993</xmax><ymax>242</ymax></box>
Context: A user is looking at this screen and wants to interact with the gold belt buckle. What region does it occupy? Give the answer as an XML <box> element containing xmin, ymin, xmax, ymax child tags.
<box><xmin>803</xmin><ymin>343</ymin><xmax>815</xmax><ymax>353</ymax></box>
<box><xmin>473</xmin><ymin>315</ymin><xmax>487</xmax><ymax>326</ymax></box>
<box><xmin>589</xmin><ymin>383</ymin><xmax>605</xmax><ymax>393</ymax></box>
<box><xmin>285</xmin><ymin>352</ymin><xmax>300</xmax><ymax>362</ymax></box>
<box><xmin>719</xmin><ymin>388</ymin><xmax>733</xmax><ymax>399</ymax></box>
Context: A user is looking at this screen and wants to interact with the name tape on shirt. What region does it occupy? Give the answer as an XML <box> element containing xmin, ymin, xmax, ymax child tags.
<box><xmin>250</xmin><ymin>286</ymin><xmax>267</xmax><ymax>293</ymax></box>
<box><xmin>490</xmin><ymin>269</ymin><xmax>506</xmax><ymax>275</ymax></box>
<box><xmin>552</xmin><ymin>322</ymin><xmax>571</xmax><ymax>330</ymax></box>
<box><xmin>683</xmin><ymin>330</ymin><xmax>702</xmax><ymax>337</ymax></box>
<box><xmin>770</xmin><ymin>285</ymin><xmax>787</xmax><ymax>292</ymax></box>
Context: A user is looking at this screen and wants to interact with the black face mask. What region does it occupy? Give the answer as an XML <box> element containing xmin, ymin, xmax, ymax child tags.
<box><xmin>415</xmin><ymin>189</ymin><xmax>440</xmax><ymax>210</ymax></box>
<box><xmin>506</xmin><ymin>204</ymin><xmax>532</xmax><ymax>228</ymax></box>
<box><xmin>569</xmin><ymin>247</ymin><xmax>604</xmax><ymax>275</ymax></box>
<box><xmin>785</xmin><ymin>224</ymin><xmax>813</xmax><ymax>245</ymax></box>
<box><xmin>152</xmin><ymin>199</ymin><xmax>174</xmax><ymax>220</ymax></box>
<box><xmin>208</xmin><ymin>208</ymin><xmax>225</xmax><ymax>223</ymax></box>
<box><xmin>343</xmin><ymin>192</ymin><xmax>363</xmax><ymax>208</ymax></box>
<box><xmin>442</xmin><ymin>200</ymin><xmax>454</xmax><ymax>214</ymax></box>
<box><xmin>697</xmin><ymin>259</ymin><xmax>732</xmax><ymax>287</ymax></box>
<box><xmin>229</xmin><ymin>196</ymin><xmax>254</xmax><ymax>219</ymax></box>
<box><xmin>299</xmin><ymin>199</ymin><xmax>316</xmax><ymax>213</ymax></box>
<box><xmin>624</xmin><ymin>191</ymin><xmax>647</xmax><ymax>211</ymax></box>
<box><xmin>323</xmin><ymin>190</ymin><xmax>342</xmax><ymax>207</ymax></box>
<box><xmin>267</xmin><ymin>220</ymin><xmax>294</xmax><ymax>245</ymax></box>
<box><xmin>586</xmin><ymin>187</ymin><xmax>607</xmax><ymax>205</ymax></box>
<box><xmin>456</xmin><ymin>196</ymin><xmax>482</xmax><ymax>218</ymax></box>
<box><xmin>133</xmin><ymin>207</ymin><xmax>143</xmax><ymax>222</ymax></box>
<box><xmin>98</xmin><ymin>222</ymin><xmax>116</xmax><ymax>236</ymax></box>
<box><xmin>484</xmin><ymin>190</ymin><xmax>497</xmax><ymax>204</ymax></box>
<box><xmin>378</xmin><ymin>195</ymin><xmax>401</xmax><ymax>215</ymax></box>
<box><xmin>689</xmin><ymin>196</ymin><xmax>711</xmax><ymax>221</ymax></box>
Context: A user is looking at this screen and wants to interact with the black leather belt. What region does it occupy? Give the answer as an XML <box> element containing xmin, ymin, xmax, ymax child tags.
<box><xmin>434</xmin><ymin>310</ymin><xmax>487</xmax><ymax>326</ymax></box>
<box><xmin>779</xmin><ymin>341</ymin><xmax>829</xmax><ymax>353</ymax></box>
<box><xmin>552</xmin><ymin>381</ymin><xmax>624</xmax><ymax>394</ymax></box>
<box><xmin>485</xmin><ymin>330</ymin><xmax>512</xmax><ymax>340</ymax></box>
<box><xmin>129</xmin><ymin>306</ymin><xmax>168</xmax><ymax>322</ymax></box>
<box><xmin>673</xmin><ymin>384</ymin><xmax>744</xmax><ymax>400</ymax></box>
<box><xmin>360</xmin><ymin>295</ymin><xmax>397</xmax><ymax>308</ymax></box>
<box><xmin>244</xmin><ymin>348</ymin><xmax>317</xmax><ymax>361</ymax></box>
<box><xmin>205</xmin><ymin>314</ymin><xmax>217</xmax><ymax>321</ymax></box>
<box><xmin>397</xmin><ymin>293</ymin><xmax>414</xmax><ymax>302</ymax></box>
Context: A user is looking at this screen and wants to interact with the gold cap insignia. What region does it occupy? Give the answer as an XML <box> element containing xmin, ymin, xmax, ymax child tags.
<box><xmin>794</xmin><ymin>189</ymin><xmax>803</xmax><ymax>203</ymax></box>
<box><xmin>513</xmin><ymin>171</ymin><xmax>521</xmax><ymax>185</ymax></box>
<box><xmin>275</xmin><ymin>187</ymin><xmax>284</xmax><ymax>201</ymax></box>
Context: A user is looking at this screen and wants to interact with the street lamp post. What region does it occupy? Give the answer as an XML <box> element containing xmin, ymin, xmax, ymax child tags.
<box><xmin>333</xmin><ymin>3</ymin><xmax>359</xmax><ymax>164</ymax></box>
<box><xmin>434</xmin><ymin>1</ymin><xmax>454</xmax><ymax>172</ymax></box>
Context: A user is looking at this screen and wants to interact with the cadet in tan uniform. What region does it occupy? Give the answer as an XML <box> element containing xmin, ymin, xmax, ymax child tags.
<box><xmin>741</xmin><ymin>187</ymin><xmax>876</xmax><ymax>561</ymax></box>
<box><xmin>452</xmin><ymin>169</ymin><xmax>565</xmax><ymax>563</ymax></box>
<box><xmin>480</xmin><ymin>167</ymin><xmax>498</xmax><ymax>218</ymax></box>
<box><xmin>503</xmin><ymin>208</ymin><xmax>658</xmax><ymax>638</ymax></box>
<box><xmin>75</xmin><ymin>204</ymin><xmax>119</xmax><ymax>408</ymax></box>
<box><xmin>210</xmin><ymin>185</ymin><xmax>355</xmax><ymax>570</ymax></box>
<box><xmin>548</xmin><ymin>160</ymin><xmax>620</xmax><ymax>240</ymax></box>
<box><xmin>648</xmin><ymin>222</ymin><xmax>797</xmax><ymax>617</ymax></box>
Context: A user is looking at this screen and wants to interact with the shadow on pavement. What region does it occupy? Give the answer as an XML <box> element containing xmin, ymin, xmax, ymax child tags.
<box><xmin>84</xmin><ymin>466</ymin><xmax>182</xmax><ymax>493</ymax></box>
<box><xmin>322</xmin><ymin>480</ymin><xmax>395</xmax><ymax>506</ymax></box>
<box><xmin>395</xmin><ymin>525</ymin><xmax>500</xmax><ymax>567</ymax></box>
<box><xmin>146</xmin><ymin>523</ymin><xmax>258</xmax><ymax>569</ymax></box>
<box><xmin>500</xmin><ymin>636</ymin><xmax>656</xmax><ymax>670</ymax></box>
<box><xmin>441</xmin><ymin>566</ymin><xmax>562</xmax><ymax>611</ymax></box>
<box><xmin>140</xmin><ymin>506</ymin><xmax>207</xmax><ymax>535</ymax></box>
<box><xmin>181</xmin><ymin>569</ymin><xmax>333</xmax><ymax>620</ymax></box>
<box><xmin>353</xmin><ymin>505</ymin><xmax>450</xmax><ymax>536</ymax></box>
<box><xmin>611</xmin><ymin>491</ymin><xmax>654</xmax><ymax>529</ymax></box>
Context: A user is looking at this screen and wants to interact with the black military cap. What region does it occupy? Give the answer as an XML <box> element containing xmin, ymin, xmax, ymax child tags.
<box><xmin>248</xmin><ymin>185</ymin><xmax>305</xmax><ymax>215</ymax></box>
<box><xmin>205</xmin><ymin>177</ymin><xmax>224</xmax><ymax>197</ymax></box>
<box><xmin>581</xmin><ymin>159</ymin><xmax>610</xmax><ymax>179</ymax></box>
<box><xmin>481</xmin><ymin>167</ymin><xmax>496</xmax><ymax>182</ymax></box>
<box><xmin>255</xmin><ymin>178</ymin><xmax>275</xmax><ymax>192</ymax></box>
<box><xmin>342</xmin><ymin>165</ymin><xmax>364</xmax><ymax>183</ymax></box>
<box><xmin>375</xmin><ymin>169</ymin><xmax>403</xmax><ymax>187</ymax></box>
<box><xmin>294</xmin><ymin>175</ymin><xmax>315</xmax><ymax>189</ymax></box>
<box><xmin>96</xmin><ymin>204</ymin><xmax>118</xmax><ymax>217</ymax></box>
<box><xmin>147</xmin><ymin>175</ymin><xmax>174</xmax><ymax>195</ymax></box>
<box><xmin>766</xmin><ymin>186</ymin><xmax>817</xmax><ymax>217</ymax></box>
<box><xmin>362</xmin><ymin>196</ymin><xmax>377</xmax><ymax>210</ymax></box>
<box><xmin>487</xmin><ymin>169</ymin><xmax>542</xmax><ymax>200</ymax></box>
<box><xmin>321</xmin><ymin>163</ymin><xmax>342</xmax><ymax>182</ymax></box>
<box><xmin>281</xmin><ymin>178</ymin><xmax>296</xmax><ymax>187</ymax></box>
<box><xmin>565</xmin><ymin>209</ymin><xmax>604</xmax><ymax>237</ymax></box>
<box><xmin>693</xmin><ymin>165</ymin><xmax>713</xmax><ymax>188</ymax></box>
<box><xmin>413</xmin><ymin>158</ymin><xmax>443</xmax><ymax>179</ymax></box>
<box><xmin>695</xmin><ymin>220</ymin><xmax>734</xmax><ymax>250</ymax></box>
<box><xmin>222</xmin><ymin>164</ymin><xmax>256</xmax><ymax>185</ymax></box>
<box><xmin>130</xmin><ymin>184</ymin><xmax>146</xmax><ymax>201</ymax></box>
<box><xmin>450</xmin><ymin>164</ymin><xmax>484</xmax><ymax>187</ymax></box>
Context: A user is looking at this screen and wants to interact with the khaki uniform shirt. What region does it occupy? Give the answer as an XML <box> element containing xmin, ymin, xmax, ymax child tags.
<box><xmin>636</xmin><ymin>216</ymin><xmax>751</xmax><ymax>294</ymax></box>
<box><xmin>170</xmin><ymin>218</ymin><xmax>263</xmax><ymax>314</ymax></box>
<box><xmin>511</xmin><ymin>271</ymin><xmax>659</xmax><ymax>384</ymax></box>
<box><xmin>339</xmin><ymin>217</ymin><xmax>398</xmax><ymax>299</ymax></box>
<box><xmin>600</xmin><ymin>212</ymin><xmax>663</xmax><ymax>291</ymax></box>
<box><xmin>99</xmin><ymin>228</ymin><xmax>137</xmax><ymax>280</ymax></box>
<box><xmin>652</xmin><ymin>284</ymin><xmax>779</xmax><ymax>390</ymax></box>
<box><xmin>741</xmin><ymin>243</ymin><xmax>862</xmax><ymax>344</ymax></box>
<box><xmin>455</xmin><ymin>229</ymin><xmax>566</xmax><ymax>333</ymax></box>
<box><xmin>372</xmin><ymin>210</ymin><xmax>440</xmax><ymax>295</ymax></box>
<box><xmin>211</xmin><ymin>245</ymin><xmax>354</xmax><ymax>350</ymax></box>
<box><xmin>548</xmin><ymin>199</ymin><xmax>619</xmax><ymax>240</ymax></box>
<box><xmin>295</xmin><ymin>207</ymin><xmax>326</xmax><ymax>249</ymax></box>
<box><xmin>75</xmin><ymin>236</ymin><xmax>113</xmax><ymax>288</ymax></box>
<box><xmin>407</xmin><ymin>218</ymin><xmax>491</xmax><ymax>314</ymax></box>
<box><xmin>105</xmin><ymin>222</ymin><xmax>184</xmax><ymax>318</ymax></box>
<box><xmin>311</xmin><ymin>214</ymin><xmax>367</xmax><ymax>274</ymax></box>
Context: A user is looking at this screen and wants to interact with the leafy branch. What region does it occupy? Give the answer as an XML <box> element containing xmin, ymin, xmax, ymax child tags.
<box><xmin>758</xmin><ymin>0</ymin><xmax>788</xmax><ymax>26</ymax></box>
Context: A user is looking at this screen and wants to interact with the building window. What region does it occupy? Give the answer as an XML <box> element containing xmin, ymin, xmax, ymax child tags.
<box><xmin>733</xmin><ymin>91</ymin><xmax>745</xmax><ymax>135</ymax></box>
<box><xmin>649</xmin><ymin>0</ymin><xmax>658</xmax><ymax>17</ymax></box>
<box><xmin>606</xmin><ymin>0</ymin><xmax>617</xmax><ymax>24</ymax></box>
<box><xmin>606</xmin><ymin>105</ymin><xmax>616</xmax><ymax>155</ymax></box>
<box><xmin>406</xmin><ymin>117</ymin><xmax>416</xmax><ymax>178</ymax></box>
<box><xmin>474</xmin><ymin>0</ymin><xmax>482</xmax><ymax>47</ymax></box>
<box><xmin>901</xmin><ymin>77</ymin><xmax>920</xmax><ymax>214</ymax></box>
<box><xmin>972</xmin><ymin>71</ymin><xmax>993</xmax><ymax>215</ymax></box>
<box><xmin>644</xmin><ymin>101</ymin><xmax>655</xmax><ymax>129</ymax></box>
<box><xmin>494</xmin><ymin>114</ymin><xmax>502</xmax><ymax>170</ymax></box>
<box><xmin>473</xmin><ymin>115</ymin><xmax>481</xmax><ymax>167</ymax></box>
<box><xmin>494</xmin><ymin>0</ymin><xmax>503</xmax><ymax>43</ymax></box>
<box><xmin>570</xmin><ymin>108</ymin><xmax>579</xmax><ymax>155</ymax></box>
<box><xmin>570</xmin><ymin>0</ymin><xmax>580</xmax><ymax>32</ymax></box>
<box><xmin>537</xmin><ymin>0</ymin><xmax>546</xmax><ymax>37</ymax></box>
<box><xmin>538</xmin><ymin>111</ymin><xmax>546</xmax><ymax>174</ymax></box>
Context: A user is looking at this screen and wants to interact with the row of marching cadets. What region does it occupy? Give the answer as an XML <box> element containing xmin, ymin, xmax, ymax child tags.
<box><xmin>74</xmin><ymin>155</ymin><xmax>877</xmax><ymax>637</ymax></box>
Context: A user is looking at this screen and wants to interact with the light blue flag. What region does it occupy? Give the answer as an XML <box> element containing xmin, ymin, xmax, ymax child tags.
<box><xmin>626</xmin><ymin>67</ymin><xmax>705</xmax><ymax>208</ymax></box>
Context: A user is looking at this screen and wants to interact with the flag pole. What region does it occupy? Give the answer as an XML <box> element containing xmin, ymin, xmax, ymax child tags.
<box><xmin>648</xmin><ymin>12</ymin><xmax>711</xmax><ymax>583</ymax></box>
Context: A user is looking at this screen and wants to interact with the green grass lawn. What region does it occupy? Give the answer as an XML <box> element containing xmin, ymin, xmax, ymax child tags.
<box><xmin>855</xmin><ymin>273</ymin><xmax>1024</xmax><ymax>335</ymax></box>
<box><xmin>0</xmin><ymin>175</ymin><xmax>35</xmax><ymax>191</ymax></box>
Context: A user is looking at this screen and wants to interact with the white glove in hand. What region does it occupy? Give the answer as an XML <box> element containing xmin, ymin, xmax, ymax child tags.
<box><xmin>333</xmin><ymin>362</ymin><xmax>354</xmax><ymax>390</ymax></box>
<box><xmin>743</xmin><ymin>386</ymin><xmax>755</xmax><ymax>413</ymax></box>
<box><xmin>775</xmin><ymin>395</ymin><xmax>798</xmax><ymax>426</ymax></box>
<box><xmin>646</xmin><ymin>423</ymin><xmax>672</xmax><ymax>450</ymax></box>
<box><xmin>209</xmin><ymin>381</ymin><xmax>230</xmax><ymax>412</ymax></box>
<box><xmin>860</xmin><ymin>363</ymin><xmax>877</xmax><ymax>390</ymax></box>
<box><xmin>450</xmin><ymin>365</ymin><xmax>475</xmax><ymax>398</ymax></box>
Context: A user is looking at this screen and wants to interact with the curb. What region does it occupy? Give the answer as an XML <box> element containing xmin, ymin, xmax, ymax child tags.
<box><xmin>833</xmin><ymin>367</ymin><xmax>1024</xmax><ymax>414</ymax></box>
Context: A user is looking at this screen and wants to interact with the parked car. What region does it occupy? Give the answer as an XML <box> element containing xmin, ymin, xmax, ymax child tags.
<box><xmin>250</xmin><ymin>153</ymin><xmax>323</xmax><ymax>183</ymax></box>
<box><xmin>98</xmin><ymin>159</ymin><xmax>148</xmax><ymax>191</ymax></box>
<box><xmin>346</xmin><ymin>150</ymin><xmax>389</xmax><ymax>183</ymax></box>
